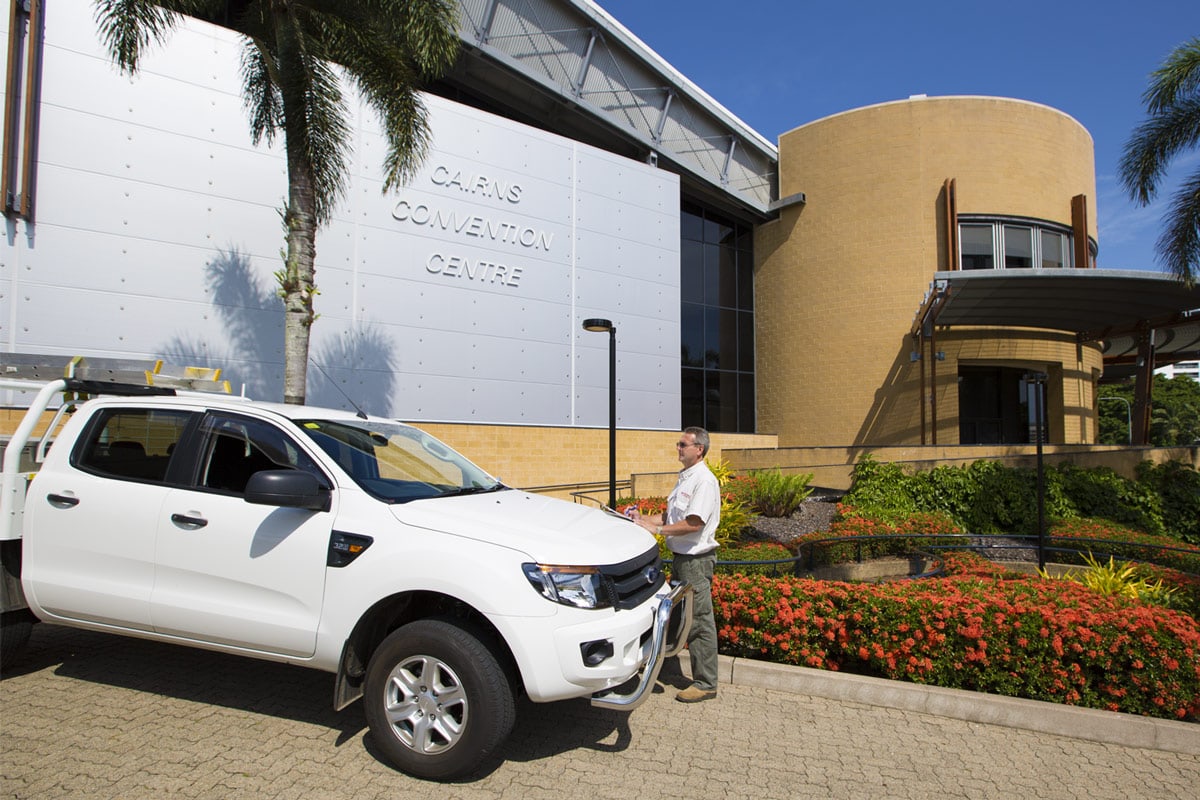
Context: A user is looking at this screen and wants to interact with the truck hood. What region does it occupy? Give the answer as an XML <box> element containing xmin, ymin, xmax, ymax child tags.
<box><xmin>391</xmin><ymin>489</ymin><xmax>656</xmax><ymax>565</ymax></box>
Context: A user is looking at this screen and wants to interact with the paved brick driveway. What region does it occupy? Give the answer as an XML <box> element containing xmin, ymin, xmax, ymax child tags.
<box><xmin>2</xmin><ymin>623</ymin><xmax>1198</xmax><ymax>799</ymax></box>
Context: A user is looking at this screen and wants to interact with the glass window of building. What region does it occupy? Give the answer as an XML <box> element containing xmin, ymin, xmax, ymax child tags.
<box><xmin>960</xmin><ymin>224</ymin><xmax>995</xmax><ymax>270</ymax></box>
<box><xmin>1003</xmin><ymin>225</ymin><xmax>1033</xmax><ymax>268</ymax></box>
<box><xmin>680</xmin><ymin>202</ymin><xmax>755</xmax><ymax>433</ymax></box>
<box><xmin>958</xmin><ymin>218</ymin><xmax>1087</xmax><ymax>270</ymax></box>
<box><xmin>1040</xmin><ymin>230</ymin><xmax>1067</xmax><ymax>268</ymax></box>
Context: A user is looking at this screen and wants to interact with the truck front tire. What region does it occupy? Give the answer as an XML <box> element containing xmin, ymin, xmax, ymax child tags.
<box><xmin>364</xmin><ymin>618</ymin><xmax>516</xmax><ymax>781</ymax></box>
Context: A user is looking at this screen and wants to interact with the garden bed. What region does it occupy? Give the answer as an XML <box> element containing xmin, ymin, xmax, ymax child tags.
<box><xmin>711</xmin><ymin>552</ymin><xmax>1200</xmax><ymax>722</ymax></box>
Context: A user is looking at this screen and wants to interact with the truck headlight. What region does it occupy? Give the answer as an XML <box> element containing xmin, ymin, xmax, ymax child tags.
<box><xmin>522</xmin><ymin>563</ymin><xmax>611</xmax><ymax>609</ymax></box>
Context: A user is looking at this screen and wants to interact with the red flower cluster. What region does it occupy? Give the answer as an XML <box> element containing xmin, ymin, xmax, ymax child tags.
<box><xmin>619</xmin><ymin>497</ymin><xmax>667</xmax><ymax>516</ymax></box>
<box><xmin>1050</xmin><ymin>518</ymin><xmax>1200</xmax><ymax>574</ymax></box>
<box><xmin>711</xmin><ymin>556</ymin><xmax>1200</xmax><ymax>721</ymax></box>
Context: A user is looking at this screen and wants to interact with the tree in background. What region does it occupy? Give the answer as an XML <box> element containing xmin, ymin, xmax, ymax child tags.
<box><xmin>1098</xmin><ymin>375</ymin><xmax>1200</xmax><ymax>446</ymax></box>
<box><xmin>1149</xmin><ymin>374</ymin><xmax>1200</xmax><ymax>445</ymax></box>
<box><xmin>94</xmin><ymin>0</ymin><xmax>459</xmax><ymax>403</ymax></box>
<box><xmin>1119</xmin><ymin>37</ymin><xmax>1200</xmax><ymax>287</ymax></box>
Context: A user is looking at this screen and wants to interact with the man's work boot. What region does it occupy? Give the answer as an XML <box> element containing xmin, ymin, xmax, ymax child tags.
<box><xmin>675</xmin><ymin>685</ymin><xmax>717</xmax><ymax>703</ymax></box>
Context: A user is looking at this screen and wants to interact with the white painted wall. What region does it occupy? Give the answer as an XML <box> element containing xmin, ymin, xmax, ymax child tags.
<box><xmin>1</xmin><ymin>2</ymin><xmax>681</xmax><ymax>429</ymax></box>
<box><xmin>1155</xmin><ymin>362</ymin><xmax>1200</xmax><ymax>381</ymax></box>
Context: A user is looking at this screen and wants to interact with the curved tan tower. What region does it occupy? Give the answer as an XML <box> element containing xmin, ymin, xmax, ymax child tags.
<box><xmin>755</xmin><ymin>96</ymin><xmax>1102</xmax><ymax>446</ymax></box>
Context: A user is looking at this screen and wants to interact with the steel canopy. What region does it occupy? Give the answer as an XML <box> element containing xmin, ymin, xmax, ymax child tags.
<box><xmin>914</xmin><ymin>269</ymin><xmax>1200</xmax><ymax>364</ymax></box>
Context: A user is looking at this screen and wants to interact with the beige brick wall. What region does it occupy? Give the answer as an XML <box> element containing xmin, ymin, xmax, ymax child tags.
<box><xmin>406</xmin><ymin>423</ymin><xmax>777</xmax><ymax>500</ymax></box>
<box><xmin>757</xmin><ymin>96</ymin><xmax>1098</xmax><ymax>447</ymax></box>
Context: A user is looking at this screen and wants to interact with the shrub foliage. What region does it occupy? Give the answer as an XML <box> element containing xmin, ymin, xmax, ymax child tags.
<box><xmin>711</xmin><ymin>559</ymin><xmax>1200</xmax><ymax>721</ymax></box>
<box><xmin>843</xmin><ymin>454</ymin><xmax>1199</xmax><ymax>543</ymax></box>
<box><xmin>791</xmin><ymin>507</ymin><xmax>967</xmax><ymax>567</ymax></box>
<box><xmin>728</xmin><ymin>468</ymin><xmax>814</xmax><ymax>517</ymax></box>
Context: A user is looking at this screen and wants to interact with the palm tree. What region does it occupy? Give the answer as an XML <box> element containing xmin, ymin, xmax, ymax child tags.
<box><xmin>1119</xmin><ymin>37</ymin><xmax>1200</xmax><ymax>287</ymax></box>
<box><xmin>94</xmin><ymin>0</ymin><xmax>459</xmax><ymax>403</ymax></box>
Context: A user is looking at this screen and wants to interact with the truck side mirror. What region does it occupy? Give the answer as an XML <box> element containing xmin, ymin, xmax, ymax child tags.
<box><xmin>244</xmin><ymin>470</ymin><xmax>330</xmax><ymax>512</ymax></box>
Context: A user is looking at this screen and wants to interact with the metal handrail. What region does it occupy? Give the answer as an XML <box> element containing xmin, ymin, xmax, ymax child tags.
<box><xmin>568</xmin><ymin>481</ymin><xmax>632</xmax><ymax>507</ymax></box>
<box><xmin>796</xmin><ymin>534</ymin><xmax>1200</xmax><ymax>578</ymax></box>
<box><xmin>691</xmin><ymin>533</ymin><xmax>1200</xmax><ymax>579</ymax></box>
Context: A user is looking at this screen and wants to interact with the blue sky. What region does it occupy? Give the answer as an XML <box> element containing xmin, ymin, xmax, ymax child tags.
<box><xmin>592</xmin><ymin>0</ymin><xmax>1198</xmax><ymax>274</ymax></box>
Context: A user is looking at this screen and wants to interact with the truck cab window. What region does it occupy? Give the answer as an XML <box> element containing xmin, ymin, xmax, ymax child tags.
<box><xmin>74</xmin><ymin>408</ymin><xmax>195</xmax><ymax>483</ymax></box>
<box><xmin>200</xmin><ymin>415</ymin><xmax>325</xmax><ymax>494</ymax></box>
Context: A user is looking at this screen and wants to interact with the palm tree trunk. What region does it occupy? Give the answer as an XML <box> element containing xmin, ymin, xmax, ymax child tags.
<box><xmin>281</xmin><ymin>148</ymin><xmax>318</xmax><ymax>406</ymax></box>
<box><xmin>271</xmin><ymin>2</ymin><xmax>319</xmax><ymax>407</ymax></box>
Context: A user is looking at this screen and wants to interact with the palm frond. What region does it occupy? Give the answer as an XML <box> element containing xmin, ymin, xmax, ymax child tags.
<box><xmin>240</xmin><ymin>44</ymin><xmax>283</xmax><ymax>145</ymax></box>
<box><xmin>297</xmin><ymin>60</ymin><xmax>351</xmax><ymax>224</ymax></box>
<box><xmin>1119</xmin><ymin>95</ymin><xmax>1200</xmax><ymax>204</ymax></box>
<box><xmin>391</xmin><ymin>0</ymin><xmax>461</xmax><ymax>77</ymax></box>
<box><xmin>269</xmin><ymin>10</ymin><xmax>351</xmax><ymax>225</ymax></box>
<box><xmin>325</xmin><ymin>0</ymin><xmax>459</xmax><ymax>191</ymax></box>
<box><xmin>1155</xmin><ymin>169</ymin><xmax>1200</xmax><ymax>286</ymax></box>
<box><xmin>1145</xmin><ymin>37</ymin><xmax>1200</xmax><ymax>115</ymax></box>
<box><xmin>93</xmin><ymin>0</ymin><xmax>181</xmax><ymax>71</ymax></box>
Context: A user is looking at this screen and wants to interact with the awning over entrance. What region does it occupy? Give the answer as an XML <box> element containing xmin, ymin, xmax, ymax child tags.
<box><xmin>1100</xmin><ymin>321</ymin><xmax>1200</xmax><ymax>370</ymax></box>
<box><xmin>910</xmin><ymin>268</ymin><xmax>1200</xmax><ymax>445</ymax></box>
<box><xmin>913</xmin><ymin>269</ymin><xmax>1200</xmax><ymax>343</ymax></box>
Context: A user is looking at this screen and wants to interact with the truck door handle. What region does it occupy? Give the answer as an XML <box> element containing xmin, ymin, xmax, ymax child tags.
<box><xmin>46</xmin><ymin>493</ymin><xmax>79</xmax><ymax>508</ymax></box>
<box><xmin>171</xmin><ymin>513</ymin><xmax>208</xmax><ymax>530</ymax></box>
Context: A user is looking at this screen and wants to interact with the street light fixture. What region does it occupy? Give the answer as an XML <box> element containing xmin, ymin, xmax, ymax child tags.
<box><xmin>582</xmin><ymin>318</ymin><xmax>617</xmax><ymax>509</ymax></box>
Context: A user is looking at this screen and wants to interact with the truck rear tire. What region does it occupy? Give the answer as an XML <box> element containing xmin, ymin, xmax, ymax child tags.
<box><xmin>0</xmin><ymin>611</ymin><xmax>33</xmax><ymax>671</ymax></box>
<box><xmin>363</xmin><ymin>618</ymin><xmax>516</xmax><ymax>781</ymax></box>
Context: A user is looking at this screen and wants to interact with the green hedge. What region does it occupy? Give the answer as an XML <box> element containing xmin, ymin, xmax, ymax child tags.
<box><xmin>843</xmin><ymin>455</ymin><xmax>1199</xmax><ymax>543</ymax></box>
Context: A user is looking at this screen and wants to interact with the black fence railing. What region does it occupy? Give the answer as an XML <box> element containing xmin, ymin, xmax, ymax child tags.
<box><xmin>671</xmin><ymin>534</ymin><xmax>1200</xmax><ymax>579</ymax></box>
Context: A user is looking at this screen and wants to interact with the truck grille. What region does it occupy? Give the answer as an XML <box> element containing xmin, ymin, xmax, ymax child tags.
<box><xmin>601</xmin><ymin>544</ymin><xmax>666</xmax><ymax>610</ymax></box>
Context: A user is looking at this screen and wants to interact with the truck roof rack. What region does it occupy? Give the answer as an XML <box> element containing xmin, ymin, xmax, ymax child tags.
<box><xmin>1</xmin><ymin>353</ymin><xmax>231</xmax><ymax>395</ymax></box>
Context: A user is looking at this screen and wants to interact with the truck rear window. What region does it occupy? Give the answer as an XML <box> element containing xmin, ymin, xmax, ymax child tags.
<box><xmin>74</xmin><ymin>408</ymin><xmax>194</xmax><ymax>482</ymax></box>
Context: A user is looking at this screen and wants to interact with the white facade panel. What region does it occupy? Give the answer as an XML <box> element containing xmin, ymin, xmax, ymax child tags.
<box><xmin>2</xmin><ymin>6</ymin><xmax>681</xmax><ymax>430</ymax></box>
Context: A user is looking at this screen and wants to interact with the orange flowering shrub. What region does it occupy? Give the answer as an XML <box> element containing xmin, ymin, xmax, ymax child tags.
<box><xmin>712</xmin><ymin>561</ymin><xmax>1200</xmax><ymax>721</ymax></box>
<box><xmin>619</xmin><ymin>497</ymin><xmax>667</xmax><ymax>516</ymax></box>
<box><xmin>1049</xmin><ymin>518</ymin><xmax>1200</xmax><ymax>574</ymax></box>
<box><xmin>936</xmin><ymin>550</ymin><xmax>1014</xmax><ymax>579</ymax></box>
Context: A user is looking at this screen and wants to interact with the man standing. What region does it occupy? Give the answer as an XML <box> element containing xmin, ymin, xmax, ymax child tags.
<box><xmin>633</xmin><ymin>426</ymin><xmax>721</xmax><ymax>702</ymax></box>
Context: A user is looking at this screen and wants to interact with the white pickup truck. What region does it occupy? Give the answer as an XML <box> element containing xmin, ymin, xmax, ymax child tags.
<box><xmin>0</xmin><ymin>357</ymin><xmax>691</xmax><ymax>781</ymax></box>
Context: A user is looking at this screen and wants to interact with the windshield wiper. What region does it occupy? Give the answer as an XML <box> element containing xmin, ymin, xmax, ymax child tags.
<box><xmin>437</xmin><ymin>483</ymin><xmax>507</xmax><ymax>498</ymax></box>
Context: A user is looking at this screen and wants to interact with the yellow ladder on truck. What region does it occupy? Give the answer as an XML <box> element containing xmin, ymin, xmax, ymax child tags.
<box><xmin>1</xmin><ymin>353</ymin><xmax>233</xmax><ymax>541</ymax></box>
<box><xmin>0</xmin><ymin>353</ymin><xmax>231</xmax><ymax>394</ymax></box>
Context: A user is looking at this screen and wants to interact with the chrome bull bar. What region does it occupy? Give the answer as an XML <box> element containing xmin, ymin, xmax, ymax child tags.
<box><xmin>590</xmin><ymin>580</ymin><xmax>694</xmax><ymax>710</ymax></box>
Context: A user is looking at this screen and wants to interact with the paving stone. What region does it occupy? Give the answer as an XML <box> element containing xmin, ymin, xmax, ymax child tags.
<box><xmin>1</xmin><ymin>624</ymin><xmax>1198</xmax><ymax>800</ymax></box>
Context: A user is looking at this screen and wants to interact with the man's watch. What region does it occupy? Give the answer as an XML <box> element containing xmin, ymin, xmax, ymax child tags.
<box><xmin>655</xmin><ymin>525</ymin><xmax>662</xmax><ymax>536</ymax></box>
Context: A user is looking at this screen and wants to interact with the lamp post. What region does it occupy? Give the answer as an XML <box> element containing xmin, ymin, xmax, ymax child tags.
<box><xmin>582</xmin><ymin>318</ymin><xmax>617</xmax><ymax>509</ymax></box>
<box><xmin>1024</xmin><ymin>372</ymin><xmax>1048</xmax><ymax>570</ymax></box>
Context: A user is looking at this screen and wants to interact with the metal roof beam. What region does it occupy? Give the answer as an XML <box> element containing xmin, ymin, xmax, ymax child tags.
<box><xmin>473</xmin><ymin>0</ymin><xmax>500</xmax><ymax>43</ymax></box>
<box><xmin>571</xmin><ymin>28</ymin><xmax>597</xmax><ymax>98</ymax></box>
<box><xmin>451</xmin><ymin>0</ymin><xmax>779</xmax><ymax>216</ymax></box>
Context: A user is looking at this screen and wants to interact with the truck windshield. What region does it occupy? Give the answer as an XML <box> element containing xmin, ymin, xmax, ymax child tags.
<box><xmin>295</xmin><ymin>419</ymin><xmax>504</xmax><ymax>504</ymax></box>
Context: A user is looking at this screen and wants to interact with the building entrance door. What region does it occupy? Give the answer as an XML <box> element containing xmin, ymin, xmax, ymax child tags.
<box><xmin>958</xmin><ymin>366</ymin><xmax>1045</xmax><ymax>444</ymax></box>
